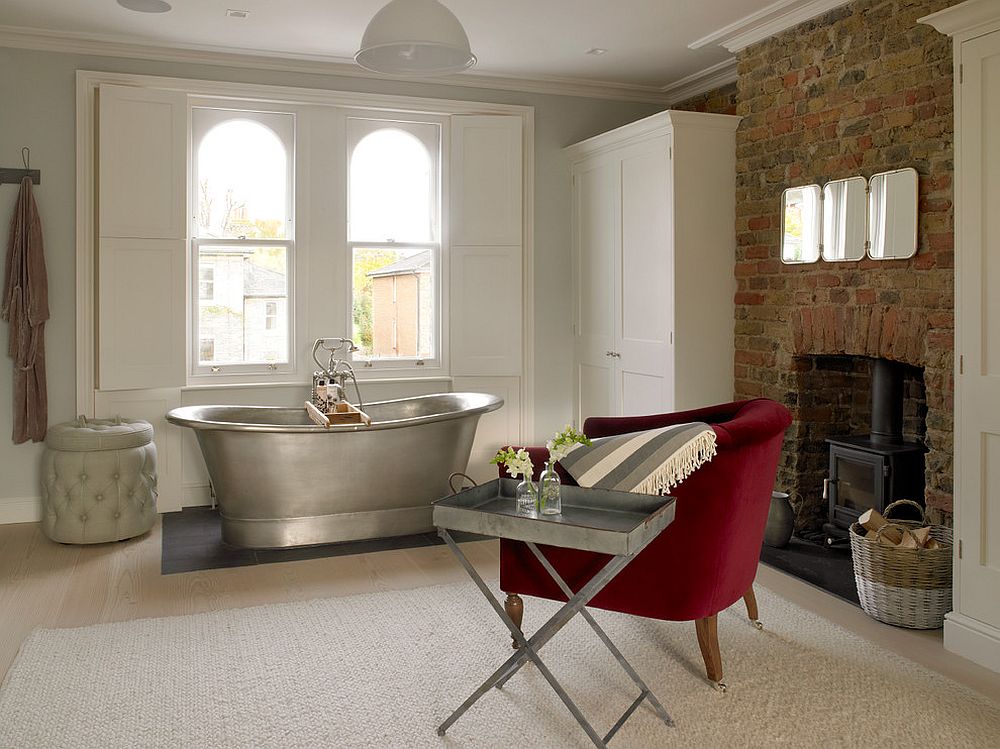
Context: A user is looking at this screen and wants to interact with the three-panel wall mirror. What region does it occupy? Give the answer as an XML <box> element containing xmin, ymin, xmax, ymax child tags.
<box><xmin>780</xmin><ymin>167</ymin><xmax>918</xmax><ymax>263</ymax></box>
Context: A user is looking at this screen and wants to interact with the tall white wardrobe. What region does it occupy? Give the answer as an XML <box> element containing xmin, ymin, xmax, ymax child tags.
<box><xmin>566</xmin><ymin>110</ymin><xmax>741</xmax><ymax>424</ymax></box>
<box><xmin>923</xmin><ymin>0</ymin><xmax>1000</xmax><ymax>674</ymax></box>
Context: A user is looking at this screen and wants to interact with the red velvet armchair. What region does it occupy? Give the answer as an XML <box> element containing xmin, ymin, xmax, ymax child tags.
<box><xmin>499</xmin><ymin>399</ymin><xmax>791</xmax><ymax>689</ymax></box>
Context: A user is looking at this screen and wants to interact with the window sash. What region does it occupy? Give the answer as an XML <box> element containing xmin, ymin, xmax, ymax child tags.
<box><xmin>191</xmin><ymin>107</ymin><xmax>295</xmax><ymax>241</ymax></box>
<box><xmin>346</xmin><ymin>117</ymin><xmax>442</xmax><ymax>245</ymax></box>
<box><xmin>348</xmin><ymin>240</ymin><xmax>441</xmax><ymax>372</ymax></box>
<box><xmin>191</xmin><ymin>237</ymin><xmax>294</xmax><ymax>376</ymax></box>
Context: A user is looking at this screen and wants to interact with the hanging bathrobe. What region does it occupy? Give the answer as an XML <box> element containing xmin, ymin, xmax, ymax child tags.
<box><xmin>1</xmin><ymin>176</ymin><xmax>48</xmax><ymax>443</ymax></box>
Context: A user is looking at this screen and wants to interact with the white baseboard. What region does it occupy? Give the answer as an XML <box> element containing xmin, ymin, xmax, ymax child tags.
<box><xmin>945</xmin><ymin>611</ymin><xmax>1000</xmax><ymax>674</ymax></box>
<box><xmin>182</xmin><ymin>484</ymin><xmax>214</xmax><ymax>509</ymax></box>
<box><xmin>0</xmin><ymin>485</ymin><xmax>215</xmax><ymax>525</ymax></box>
<box><xmin>0</xmin><ymin>496</ymin><xmax>42</xmax><ymax>524</ymax></box>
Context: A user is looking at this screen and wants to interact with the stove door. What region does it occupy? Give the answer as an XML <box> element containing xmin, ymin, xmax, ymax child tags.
<box><xmin>829</xmin><ymin>448</ymin><xmax>884</xmax><ymax>528</ymax></box>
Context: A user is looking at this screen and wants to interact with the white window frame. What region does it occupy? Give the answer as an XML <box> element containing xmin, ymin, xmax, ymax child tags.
<box><xmin>189</xmin><ymin>105</ymin><xmax>296</xmax><ymax>377</ymax></box>
<box><xmin>346</xmin><ymin>114</ymin><xmax>446</xmax><ymax>374</ymax></box>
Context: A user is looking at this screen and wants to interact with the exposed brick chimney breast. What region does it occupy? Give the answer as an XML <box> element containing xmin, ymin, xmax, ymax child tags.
<box><xmin>674</xmin><ymin>0</ymin><xmax>955</xmax><ymax>522</ymax></box>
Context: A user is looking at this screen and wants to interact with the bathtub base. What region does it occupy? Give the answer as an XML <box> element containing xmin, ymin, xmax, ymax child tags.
<box><xmin>220</xmin><ymin>506</ymin><xmax>435</xmax><ymax>549</ymax></box>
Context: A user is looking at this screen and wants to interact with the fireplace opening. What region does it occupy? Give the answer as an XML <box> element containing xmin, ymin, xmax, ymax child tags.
<box><xmin>782</xmin><ymin>355</ymin><xmax>927</xmax><ymax>533</ymax></box>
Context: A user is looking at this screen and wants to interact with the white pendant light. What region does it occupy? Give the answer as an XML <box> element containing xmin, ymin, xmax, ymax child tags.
<box><xmin>355</xmin><ymin>0</ymin><xmax>476</xmax><ymax>76</ymax></box>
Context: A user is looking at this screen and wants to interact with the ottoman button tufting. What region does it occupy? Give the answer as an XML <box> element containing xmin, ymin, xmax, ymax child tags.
<box><xmin>41</xmin><ymin>416</ymin><xmax>157</xmax><ymax>545</ymax></box>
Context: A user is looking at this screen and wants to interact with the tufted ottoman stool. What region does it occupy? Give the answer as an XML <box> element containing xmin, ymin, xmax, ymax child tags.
<box><xmin>40</xmin><ymin>416</ymin><xmax>158</xmax><ymax>544</ymax></box>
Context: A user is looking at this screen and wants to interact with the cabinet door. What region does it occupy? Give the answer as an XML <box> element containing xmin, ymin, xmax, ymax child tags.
<box><xmin>573</xmin><ymin>159</ymin><xmax>619</xmax><ymax>422</ymax></box>
<box><xmin>618</xmin><ymin>137</ymin><xmax>673</xmax><ymax>416</ymax></box>
<box><xmin>957</xmin><ymin>29</ymin><xmax>1000</xmax><ymax>628</ymax></box>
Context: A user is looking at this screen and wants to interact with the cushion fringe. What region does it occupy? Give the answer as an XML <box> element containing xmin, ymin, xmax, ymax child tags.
<box><xmin>633</xmin><ymin>429</ymin><xmax>717</xmax><ymax>496</ymax></box>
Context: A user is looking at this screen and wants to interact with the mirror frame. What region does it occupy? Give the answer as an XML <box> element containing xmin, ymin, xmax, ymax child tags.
<box><xmin>821</xmin><ymin>176</ymin><xmax>869</xmax><ymax>262</ymax></box>
<box><xmin>866</xmin><ymin>167</ymin><xmax>918</xmax><ymax>260</ymax></box>
<box><xmin>779</xmin><ymin>184</ymin><xmax>822</xmax><ymax>265</ymax></box>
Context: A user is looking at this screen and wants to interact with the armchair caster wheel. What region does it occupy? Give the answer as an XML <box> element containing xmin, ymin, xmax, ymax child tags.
<box><xmin>752</xmin><ymin>619</ymin><xmax>764</xmax><ymax>631</ymax></box>
<box><xmin>712</xmin><ymin>680</ymin><xmax>727</xmax><ymax>693</ymax></box>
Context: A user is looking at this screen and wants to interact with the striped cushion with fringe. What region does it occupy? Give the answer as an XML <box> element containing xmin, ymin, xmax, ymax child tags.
<box><xmin>559</xmin><ymin>422</ymin><xmax>717</xmax><ymax>496</ymax></box>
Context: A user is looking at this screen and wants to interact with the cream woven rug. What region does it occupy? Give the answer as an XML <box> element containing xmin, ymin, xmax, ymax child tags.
<box><xmin>1</xmin><ymin>582</ymin><xmax>998</xmax><ymax>748</ymax></box>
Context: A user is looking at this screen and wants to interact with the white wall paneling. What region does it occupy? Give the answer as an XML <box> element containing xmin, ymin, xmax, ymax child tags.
<box><xmin>98</xmin><ymin>238</ymin><xmax>186</xmax><ymax>390</ymax></box>
<box><xmin>450</xmin><ymin>115</ymin><xmax>523</xmax><ymax>246</ymax></box>
<box><xmin>449</xmin><ymin>114</ymin><xmax>525</xmax><ymax>447</ymax></box>
<box><xmin>568</xmin><ymin>110</ymin><xmax>739</xmax><ymax>424</ymax></box>
<box><xmin>453</xmin><ymin>376</ymin><xmax>521</xmax><ymax>483</ymax></box>
<box><xmin>98</xmin><ymin>84</ymin><xmax>186</xmax><ymax>240</ymax></box>
<box><xmin>449</xmin><ymin>246</ymin><xmax>522</xmax><ymax>376</ymax></box>
<box><xmin>94</xmin><ymin>388</ymin><xmax>183</xmax><ymax>512</ymax></box>
<box><xmin>922</xmin><ymin>0</ymin><xmax>1000</xmax><ymax>674</ymax></box>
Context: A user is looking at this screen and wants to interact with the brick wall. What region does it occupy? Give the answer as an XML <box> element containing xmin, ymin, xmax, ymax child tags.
<box><xmin>680</xmin><ymin>0</ymin><xmax>956</xmax><ymax>524</ymax></box>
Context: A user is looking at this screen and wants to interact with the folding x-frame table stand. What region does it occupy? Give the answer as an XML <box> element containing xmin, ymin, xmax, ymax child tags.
<box><xmin>432</xmin><ymin>479</ymin><xmax>677</xmax><ymax>748</ymax></box>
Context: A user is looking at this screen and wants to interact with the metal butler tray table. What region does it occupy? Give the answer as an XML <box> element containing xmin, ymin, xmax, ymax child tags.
<box><xmin>432</xmin><ymin>478</ymin><xmax>677</xmax><ymax>748</ymax></box>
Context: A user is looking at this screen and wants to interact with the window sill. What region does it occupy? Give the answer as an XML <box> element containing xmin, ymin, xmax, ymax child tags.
<box><xmin>182</xmin><ymin>375</ymin><xmax>453</xmax><ymax>392</ymax></box>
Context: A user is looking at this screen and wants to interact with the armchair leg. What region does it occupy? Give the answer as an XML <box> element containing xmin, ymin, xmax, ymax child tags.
<box><xmin>694</xmin><ymin>615</ymin><xmax>725</xmax><ymax>691</ymax></box>
<box><xmin>743</xmin><ymin>585</ymin><xmax>763</xmax><ymax>630</ymax></box>
<box><xmin>504</xmin><ymin>593</ymin><xmax>524</xmax><ymax>649</ymax></box>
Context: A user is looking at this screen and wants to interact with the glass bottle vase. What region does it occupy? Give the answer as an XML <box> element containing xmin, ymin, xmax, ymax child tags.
<box><xmin>539</xmin><ymin>462</ymin><xmax>562</xmax><ymax>515</ymax></box>
<box><xmin>515</xmin><ymin>479</ymin><xmax>538</xmax><ymax>516</ymax></box>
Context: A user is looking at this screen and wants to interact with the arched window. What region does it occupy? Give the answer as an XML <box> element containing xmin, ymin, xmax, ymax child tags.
<box><xmin>192</xmin><ymin>109</ymin><xmax>294</xmax><ymax>374</ymax></box>
<box><xmin>349</xmin><ymin>127</ymin><xmax>436</xmax><ymax>243</ymax></box>
<box><xmin>197</xmin><ymin>118</ymin><xmax>289</xmax><ymax>239</ymax></box>
<box><xmin>348</xmin><ymin>120</ymin><xmax>441</xmax><ymax>363</ymax></box>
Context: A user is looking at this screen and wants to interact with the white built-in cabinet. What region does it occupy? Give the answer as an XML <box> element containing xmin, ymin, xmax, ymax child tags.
<box><xmin>567</xmin><ymin>110</ymin><xmax>740</xmax><ymax>424</ymax></box>
<box><xmin>922</xmin><ymin>0</ymin><xmax>1000</xmax><ymax>674</ymax></box>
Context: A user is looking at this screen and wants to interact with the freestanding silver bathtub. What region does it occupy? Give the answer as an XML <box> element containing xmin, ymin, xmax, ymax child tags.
<box><xmin>166</xmin><ymin>392</ymin><xmax>502</xmax><ymax>549</ymax></box>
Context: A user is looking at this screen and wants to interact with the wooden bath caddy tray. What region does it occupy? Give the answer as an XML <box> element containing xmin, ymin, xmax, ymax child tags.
<box><xmin>304</xmin><ymin>400</ymin><xmax>372</xmax><ymax>427</ymax></box>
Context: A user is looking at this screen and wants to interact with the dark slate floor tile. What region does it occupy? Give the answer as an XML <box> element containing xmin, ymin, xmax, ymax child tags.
<box><xmin>162</xmin><ymin>507</ymin><xmax>490</xmax><ymax>575</ymax></box>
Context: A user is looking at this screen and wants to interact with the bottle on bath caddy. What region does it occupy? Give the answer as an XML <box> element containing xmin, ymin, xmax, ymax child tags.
<box><xmin>538</xmin><ymin>462</ymin><xmax>562</xmax><ymax>515</ymax></box>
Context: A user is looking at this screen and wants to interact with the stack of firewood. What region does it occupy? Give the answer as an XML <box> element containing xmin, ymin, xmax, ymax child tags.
<box><xmin>858</xmin><ymin>507</ymin><xmax>941</xmax><ymax>549</ymax></box>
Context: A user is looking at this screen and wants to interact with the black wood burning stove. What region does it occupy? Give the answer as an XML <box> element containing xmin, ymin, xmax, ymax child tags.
<box><xmin>823</xmin><ymin>358</ymin><xmax>925</xmax><ymax>542</ymax></box>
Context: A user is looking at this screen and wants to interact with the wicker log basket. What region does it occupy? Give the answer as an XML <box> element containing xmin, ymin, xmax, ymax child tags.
<box><xmin>849</xmin><ymin>499</ymin><xmax>953</xmax><ymax>629</ymax></box>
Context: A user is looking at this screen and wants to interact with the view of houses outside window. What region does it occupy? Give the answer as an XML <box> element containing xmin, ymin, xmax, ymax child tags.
<box><xmin>353</xmin><ymin>248</ymin><xmax>433</xmax><ymax>358</ymax></box>
<box><xmin>193</xmin><ymin>111</ymin><xmax>293</xmax><ymax>370</ymax></box>
<box><xmin>349</xmin><ymin>121</ymin><xmax>439</xmax><ymax>362</ymax></box>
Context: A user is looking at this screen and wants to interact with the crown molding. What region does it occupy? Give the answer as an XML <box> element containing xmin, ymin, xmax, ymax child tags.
<box><xmin>660</xmin><ymin>57</ymin><xmax>737</xmax><ymax>103</ymax></box>
<box><xmin>919</xmin><ymin>0</ymin><xmax>1000</xmax><ymax>38</ymax></box>
<box><xmin>0</xmin><ymin>24</ymin><xmax>671</xmax><ymax>104</ymax></box>
<box><xmin>564</xmin><ymin>109</ymin><xmax>741</xmax><ymax>161</ymax></box>
<box><xmin>689</xmin><ymin>0</ymin><xmax>852</xmax><ymax>53</ymax></box>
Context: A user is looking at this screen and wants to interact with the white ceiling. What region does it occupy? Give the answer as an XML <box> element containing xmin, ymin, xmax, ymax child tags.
<box><xmin>0</xmin><ymin>0</ymin><xmax>787</xmax><ymax>91</ymax></box>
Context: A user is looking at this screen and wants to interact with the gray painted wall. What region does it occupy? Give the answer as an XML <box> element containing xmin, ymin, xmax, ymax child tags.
<box><xmin>0</xmin><ymin>45</ymin><xmax>659</xmax><ymax>509</ymax></box>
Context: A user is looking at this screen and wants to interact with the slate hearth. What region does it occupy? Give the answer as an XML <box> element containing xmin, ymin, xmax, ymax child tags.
<box><xmin>759</xmin><ymin>536</ymin><xmax>858</xmax><ymax>605</ymax></box>
<box><xmin>161</xmin><ymin>506</ymin><xmax>484</xmax><ymax>574</ymax></box>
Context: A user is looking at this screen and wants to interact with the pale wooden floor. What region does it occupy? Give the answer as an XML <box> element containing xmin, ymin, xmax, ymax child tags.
<box><xmin>2</xmin><ymin>519</ymin><xmax>998</xmax><ymax>704</ymax></box>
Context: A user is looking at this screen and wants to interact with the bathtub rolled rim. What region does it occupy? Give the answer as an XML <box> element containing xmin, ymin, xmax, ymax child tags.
<box><xmin>165</xmin><ymin>391</ymin><xmax>503</xmax><ymax>433</ymax></box>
